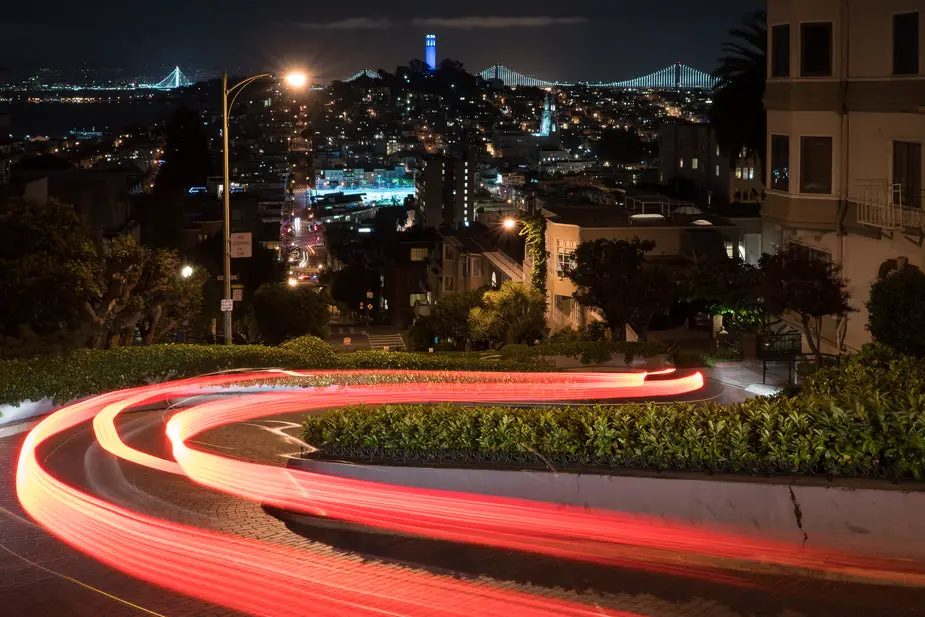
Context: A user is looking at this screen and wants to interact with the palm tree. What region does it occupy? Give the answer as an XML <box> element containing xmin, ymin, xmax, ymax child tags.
<box><xmin>710</xmin><ymin>11</ymin><xmax>767</xmax><ymax>181</ymax></box>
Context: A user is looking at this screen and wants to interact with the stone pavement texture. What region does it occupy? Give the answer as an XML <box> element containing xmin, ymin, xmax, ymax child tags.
<box><xmin>1</xmin><ymin>401</ymin><xmax>924</xmax><ymax>617</ymax></box>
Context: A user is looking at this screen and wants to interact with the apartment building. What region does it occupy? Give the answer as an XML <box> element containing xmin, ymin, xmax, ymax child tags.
<box><xmin>764</xmin><ymin>0</ymin><xmax>925</xmax><ymax>352</ymax></box>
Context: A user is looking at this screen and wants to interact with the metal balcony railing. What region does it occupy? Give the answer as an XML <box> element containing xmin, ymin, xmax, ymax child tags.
<box><xmin>855</xmin><ymin>181</ymin><xmax>925</xmax><ymax>232</ymax></box>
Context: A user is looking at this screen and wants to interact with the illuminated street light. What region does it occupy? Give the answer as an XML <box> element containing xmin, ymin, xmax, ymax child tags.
<box><xmin>288</xmin><ymin>277</ymin><xmax>298</xmax><ymax>287</ymax></box>
<box><xmin>181</xmin><ymin>265</ymin><xmax>194</xmax><ymax>279</ymax></box>
<box><xmin>284</xmin><ymin>72</ymin><xmax>308</xmax><ymax>88</ymax></box>
<box><xmin>220</xmin><ymin>69</ymin><xmax>308</xmax><ymax>344</ymax></box>
<box><xmin>503</xmin><ymin>218</ymin><xmax>517</xmax><ymax>231</ymax></box>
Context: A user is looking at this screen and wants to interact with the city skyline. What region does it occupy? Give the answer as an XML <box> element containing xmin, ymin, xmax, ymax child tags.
<box><xmin>3</xmin><ymin>1</ymin><xmax>764</xmax><ymax>82</ymax></box>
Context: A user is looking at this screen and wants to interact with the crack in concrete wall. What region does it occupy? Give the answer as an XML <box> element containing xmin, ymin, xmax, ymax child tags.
<box><xmin>788</xmin><ymin>485</ymin><xmax>808</xmax><ymax>545</ymax></box>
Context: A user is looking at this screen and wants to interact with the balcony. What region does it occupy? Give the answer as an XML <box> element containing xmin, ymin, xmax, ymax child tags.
<box><xmin>855</xmin><ymin>182</ymin><xmax>925</xmax><ymax>233</ymax></box>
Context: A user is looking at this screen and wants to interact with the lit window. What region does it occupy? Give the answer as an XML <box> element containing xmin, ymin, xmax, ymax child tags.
<box><xmin>735</xmin><ymin>168</ymin><xmax>743</xmax><ymax>179</ymax></box>
<box><xmin>748</xmin><ymin>168</ymin><xmax>755</xmax><ymax>180</ymax></box>
<box><xmin>715</xmin><ymin>165</ymin><xmax>720</xmax><ymax>176</ymax></box>
<box><xmin>691</xmin><ymin>158</ymin><xmax>699</xmax><ymax>170</ymax></box>
<box><xmin>680</xmin><ymin>158</ymin><xmax>685</xmax><ymax>169</ymax></box>
<box><xmin>410</xmin><ymin>247</ymin><xmax>428</xmax><ymax>261</ymax></box>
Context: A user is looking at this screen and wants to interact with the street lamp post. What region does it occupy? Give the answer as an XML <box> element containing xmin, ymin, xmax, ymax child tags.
<box><xmin>221</xmin><ymin>71</ymin><xmax>307</xmax><ymax>345</ymax></box>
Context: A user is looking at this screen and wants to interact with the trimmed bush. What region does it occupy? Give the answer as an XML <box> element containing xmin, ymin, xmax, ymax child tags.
<box><xmin>499</xmin><ymin>341</ymin><xmax>666</xmax><ymax>365</ymax></box>
<box><xmin>0</xmin><ymin>343</ymin><xmax>547</xmax><ymax>407</ymax></box>
<box><xmin>867</xmin><ymin>267</ymin><xmax>925</xmax><ymax>357</ymax></box>
<box><xmin>303</xmin><ymin>396</ymin><xmax>925</xmax><ymax>480</ymax></box>
<box><xmin>281</xmin><ymin>335</ymin><xmax>337</xmax><ymax>367</ymax></box>
<box><xmin>303</xmin><ymin>346</ymin><xmax>925</xmax><ymax>481</ymax></box>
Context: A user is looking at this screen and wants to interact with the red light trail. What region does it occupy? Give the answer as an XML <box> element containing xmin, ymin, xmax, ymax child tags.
<box><xmin>16</xmin><ymin>370</ymin><xmax>925</xmax><ymax>617</ymax></box>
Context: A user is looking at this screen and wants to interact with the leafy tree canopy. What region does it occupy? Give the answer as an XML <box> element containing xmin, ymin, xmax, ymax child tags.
<box><xmin>469</xmin><ymin>281</ymin><xmax>546</xmax><ymax>346</ymax></box>
<box><xmin>867</xmin><ymin>266</ymin><xmax>925</xmax><ymax>357</ymax></box>
<box><xmin>251</xmin><ymin>283</ymin><xmax>330</xmax><ymax>345</ymax></box>
<box><xmin>566</xmin><ymin>238</ymin><xmax>674</xmax><ymax>341</ymax></box>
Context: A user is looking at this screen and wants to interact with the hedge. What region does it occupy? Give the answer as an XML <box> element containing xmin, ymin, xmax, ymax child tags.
<box><xmin>0</xmin><ymin>337</ymin><xmax>546</xmax><ymax>407</ymax></box>
<box><xmin>302</xmin><ymin>345</ymin><xmax>925</xmax><ymax>481</ymax></box>
<box><xmin>499</xmin><ymin>341</ymin><xmax>668</xmax><ymax>365</ymax></box>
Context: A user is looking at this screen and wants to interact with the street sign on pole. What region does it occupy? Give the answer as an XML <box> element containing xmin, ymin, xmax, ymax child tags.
<box><xmin>221</xmin><ymin>299</ymin><xmax>234</xmax><ymax>312</ymax></box>
<box><xmin>230</xmin><ymin>232</ymin><xmax>252</xmax><ymax>258</ymax></box>
<box><xmin>232</xmin><ymin>289</ymin><xmax>243</xmax><ymax>302</ymax></box>
<box><xmin>216</xmin><ymin>275</ymin><xmax>240</xmax><ymax>281</ymax></box>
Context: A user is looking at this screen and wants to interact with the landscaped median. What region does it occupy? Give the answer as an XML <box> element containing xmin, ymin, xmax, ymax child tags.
<box><xmin>302</xmin><ymin>345</ymin><xmax>925</xmax><ymax>481</ymax></box>
<box><xmin>0</xmin><ymin>336</ymin><xmax>546</xmax><ymax>420</ymax></box>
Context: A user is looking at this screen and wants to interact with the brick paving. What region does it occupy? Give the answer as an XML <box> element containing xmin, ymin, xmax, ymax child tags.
<box><xmin>1</xmin><ymin>406</ymin><xmax>924</xmax><ymax>617</ymax></box>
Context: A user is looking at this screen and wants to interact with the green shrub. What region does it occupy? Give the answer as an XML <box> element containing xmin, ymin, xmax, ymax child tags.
<box><xmin>672</xmin><ymin>349</ymin><xmax>709</xmax><ymax>368</ymax></box>
<box><xmin>280</xmin><ymin>335</ymin><xmax>337</xmax><ymax>367</ymax></box>
<box><xmin>499</xmin><ymin>341</ymin><xmax>666</xmax><ymax>364</ymax></box>
<box><xmin>867</xmin><ymin>267</ymin><xmax>925</xmax><ymax>357</ymax></box>
<box><xmin>303</xmin><ymin>391</ymin><xmax>925</xmax><ymax>480</ymax></box>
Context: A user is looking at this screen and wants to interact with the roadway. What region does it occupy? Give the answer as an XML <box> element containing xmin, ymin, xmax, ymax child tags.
<box><xmin>2</xmin><ymin>375</ymin><xmax>924</xmax><ymax>616</ymax></box>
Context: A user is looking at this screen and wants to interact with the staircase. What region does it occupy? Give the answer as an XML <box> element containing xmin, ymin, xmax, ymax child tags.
<box><xmin>367</xmin><ymin>333</ymin><xmax>406</xmax><ymax>351</ymax></box>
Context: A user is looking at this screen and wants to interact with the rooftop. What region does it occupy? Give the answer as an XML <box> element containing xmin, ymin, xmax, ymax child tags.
<box><xmin>542</xmin><ymin>201</ymin><xmax>735</xmax><ymax>229</ymax></box>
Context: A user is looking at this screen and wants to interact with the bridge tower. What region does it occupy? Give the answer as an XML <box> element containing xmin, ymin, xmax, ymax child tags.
<box><xmin>675</xmin><ymin>62</ymin><xmax>682</xmax><ymax>90</ymax></box>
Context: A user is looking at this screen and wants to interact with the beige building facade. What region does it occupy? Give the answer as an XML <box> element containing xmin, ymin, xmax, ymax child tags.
<box><xmin>764</xmin><ymin>0</ymin><xmax>925</xmax><ymax>352</ymax></box>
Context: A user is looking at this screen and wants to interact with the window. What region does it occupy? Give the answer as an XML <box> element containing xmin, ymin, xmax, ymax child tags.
<box><xmin>409</xmin><ymin>293</ymin><xmax>427</xmax><ymax>306</ymax></box>
<box><xmin>679</xmin><ymin>158</ymin><xmax>685</xmax><ymax>169</ymax></box>
<box><xmin>443</xmin><ymin>276</ymin><xmax>454</xmax><ymax>291</ymax></box>
<box><xmin>410</xmin><ymin>247</ymin><xmax>428</xmax><ymax>261</ymax></box>
<box><xmin>715</xmin><ymin>164</ymin><xmax>720</xmax><ymax>177</ymax></box>
<box><xmin>790</xmin><ymin>242</ymin><xmax>832</xmax><ymax>266</ymax></box>
<box><xmin>770</xmin><ymin>135</ymin><xmax>790</xmax><ymax>191</ymax></box>
<box><xmin>800</xmin><ymin>136</ymin><xmax>833</xmax><ymax>194</ymax></box>
<box><xmin>893</xmin><ymin>141</ymin><xmax>922</xmax><ymax>207</ymax></box>
<box><xmin>691</xmin><ymin>158</ymin><xmax>699</xmax><ymax>170</ymax></box>
<box><xmin>748</xmin><ymin>168</ymin><xmax>755</xmax><ymax>180</ymax></box>
<box><xmin>801</xmin><ymin>22</ymin><xmax>833</xmax><ymax>77</ymax></box>
<box><xmin>894</xmin><ymin>12</ymin><xmax>920</xmax><ymax>75</ymax></box>
<box><xmin>771</xmin><ymin>24</ymin><xmax>791</xmax><ymax>77</ymax></box>
<box><xmin>556</xmin><ymin>246</ymin><xmax>576</xmax><ymax>278</ymax></box>
<box><xmin>470</xmin><ymin>257</ymin><xmax>483</xmax><ymax>277</ymax></box>
<box><xmin>735</xmin><ymin>167</ymin><xmax>743</xmax><ymax>179</ymax></box>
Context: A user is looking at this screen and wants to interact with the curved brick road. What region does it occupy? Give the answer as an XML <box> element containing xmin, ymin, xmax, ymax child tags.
<box><xmin>2</xmin><ymin>405</ymin><xmax>924</xmax><ymax>617</ymax></box>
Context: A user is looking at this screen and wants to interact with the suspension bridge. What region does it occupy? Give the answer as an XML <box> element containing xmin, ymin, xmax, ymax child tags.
<box><xmin>342</xmin><ymin>62</ymin><xmax>715</xmax><ymax>90</ymax></box>
<box><xmin>140</xmin><ymin>66</ymin><xmax>193</xmax><ymax>90</ymax></box>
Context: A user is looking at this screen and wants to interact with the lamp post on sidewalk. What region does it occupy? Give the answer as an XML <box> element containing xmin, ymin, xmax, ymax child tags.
<box><xmin>221</xmin><ymin>70</ymin><xmax>308</xmax><ymax>344</ymax></box>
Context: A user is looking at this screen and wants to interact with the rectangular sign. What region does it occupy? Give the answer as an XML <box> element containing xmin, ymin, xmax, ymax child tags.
<box><xmin>220</xmin><ymin>299</ymin><xmax>234</xmax><ymax>312</ymax></box>
<box><xmin>343</xmin><ymin>337</ymin><xmax>351</xmax><ymax>346</ymax></box>
<box><xmin>230</xmin><ymin>232</ymin><xmax>252</xmax><ymax>258</ymax></box>
<box><xmin>232</xmin><ymin>289</ymin><xmax>243</xmax><ymax>302</ymax></box>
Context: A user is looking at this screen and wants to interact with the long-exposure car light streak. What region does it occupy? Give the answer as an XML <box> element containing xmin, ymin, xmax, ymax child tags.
<box><xmin>17</xmin><ymin>370</ymin><xmax>925</xmax><ymax>617</ymax></box>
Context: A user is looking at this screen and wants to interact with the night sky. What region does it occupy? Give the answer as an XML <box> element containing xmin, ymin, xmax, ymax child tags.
<box><xmin>4</xmin><ymin>0</ymin><xmax>764</xmax><ymax>81</ymax></box>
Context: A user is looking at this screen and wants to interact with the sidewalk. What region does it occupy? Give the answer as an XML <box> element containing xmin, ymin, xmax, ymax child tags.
<box><xmin>702</xmin><ymin>361</ymin><xmax>791</xmax><ymax>403</ymax></box>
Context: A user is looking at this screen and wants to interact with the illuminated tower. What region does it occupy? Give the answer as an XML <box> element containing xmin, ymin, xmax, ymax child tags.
<box><xmin>537</xmin><ymin>91</ymin><xmax>556</xmax><ymax>137</ymax></box>
<box><xmin>425</xmin><ymin>34</ymin><xmax>437</xmax><ymax>71</ymax></box>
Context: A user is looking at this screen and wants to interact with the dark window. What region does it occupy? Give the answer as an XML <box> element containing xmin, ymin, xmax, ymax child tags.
<box><xmin>801</xmin><ymin>22</ymin><xmax>833</xmax><ymax>77</ymax></box>
<box><xmin>894</xmin><ymin>12</ymin><xmax>920</xmax><ymax>75</ymax></box>
<box><xmin>770</xmin><ymin>135</ymin><xmax>790</xmax><ymax>191</ymax></box>
<box><xmin>800</xmin><ymin>137</ymin><xmax>833</xmax><ymax>194</ymax></box>
<box><xmin>771</xmin><ymin>25</ymin><xmax>791</xmax><ymax>77</ymax></box>
<box><xmin>893</xmin><ymin>141</ymin><xmax>922</xmax><ymax>207</ymax></box>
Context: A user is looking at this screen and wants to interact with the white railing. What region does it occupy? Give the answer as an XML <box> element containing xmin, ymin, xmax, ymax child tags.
<box><xmin>854</xmin><ymin>181</ymin><xmax>923</xmax><ymax>232</ymax></box>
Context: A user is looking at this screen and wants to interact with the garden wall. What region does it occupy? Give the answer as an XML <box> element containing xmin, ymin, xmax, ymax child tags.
<box><xmin>289</xmin><ymin>458</ymin><xmax>925</xmax><ymax>561</ymax></box>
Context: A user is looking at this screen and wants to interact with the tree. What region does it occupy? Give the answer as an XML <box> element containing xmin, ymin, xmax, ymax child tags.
<box><xmin>431</xmin><ymin>290</ymin><xmax>483</xmax><ymax>349</ymax></box>
<box><xmin>136</xmin><ymin>251</ymin><xmax>207</xmax><ymax>345</ymax></box>
<box><xmin>759</xmin><ymin>246</ymin><xmax>853</xmax><ymax>365</ymax></box>
<box><xmin>867</xmin><ymin>266</ymin><xmax>925</xmax><ymax>357</ymax></box>
<box><xmin>680</xmin><ymin>256</ymin><xmax>761</xmax><ymax>335</ymax></box>
<box><xmin>469</xmin><ymin>282</ymin><xmax>546</xmax><ymax>346</ymax></box>
<box><xmin>0</xmin><ymin>199</ymin><xmax>98</xmax><ymax>354</ymax></box>
<box><xmin>710</xmin><ymin>11</ymin><xmax>767</xmax><ymax>179</ymax></box>
<box><xmin>566</xmin><ymin>238</ymin><xmax>674</xmax><ymax>341</ymax></box>
<box><xmin>83</xmin><ymin>236</ymin><xmax>206</xmax><ymax>348</ymax></box>
<box><xmin>250</xmin><ymin>283</ymin><xmax>330</xmax><ymax>345</ymax></box>
<box><xmin>329</xmin><ymin>263</ymin><xmax>381</xmax><ymax>317</ymax></box>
